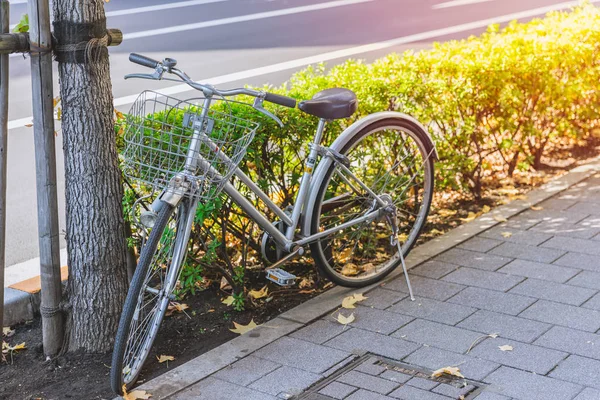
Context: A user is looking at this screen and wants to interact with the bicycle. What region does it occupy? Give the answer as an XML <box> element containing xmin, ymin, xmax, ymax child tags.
<box><xmin>110</xmin><ymin>53</ymin><xmax>437</xmax><ymax>395</ymax></box>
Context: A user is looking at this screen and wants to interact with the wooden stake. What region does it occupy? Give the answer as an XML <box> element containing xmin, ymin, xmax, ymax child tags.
<box><xmin>0</xmin><ymin>0</ymin><xmax>9</xmax><ymax>329</ymax></box>
<box><xmin>28</xmin><ymin>0</ymin><xmax>63</xmax><ymax>357</ymax></box>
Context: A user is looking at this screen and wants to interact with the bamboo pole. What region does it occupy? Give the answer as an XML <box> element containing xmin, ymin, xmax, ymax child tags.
<box><xmin>0</xmin><ymin>0</ymin><xmax>8</xmax><ymax>329</ymax></box>
<box><xmin>28</xmin><ymin>0</ymin><xmax>63</xmax><ymax>357</ymax></box>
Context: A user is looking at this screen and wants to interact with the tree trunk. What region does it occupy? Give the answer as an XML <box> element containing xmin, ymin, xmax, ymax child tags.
<box><xmin>53</xmin><ymin>0</ymin><xmax>128</xmax><ymax>352</ymax></box>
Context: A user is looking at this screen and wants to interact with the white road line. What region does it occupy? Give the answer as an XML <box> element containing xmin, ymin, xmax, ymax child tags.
<box><xmin>105</xmin><ymin>0</ymin><xmax>229</xmax><ymax>17</ymax></box>
<box><xmin>122</xmin><ymin>0</ymin><xmax>374</xmax><ymax>40</ymax></box>
<box><xmin>8</xmin><ymin>0</ymin><xmax>600</xmax><ymax>130</ymax></box>
<box><xmin>433</xmin><ymin>0</ymin><xmax>493</xmax><ymax>10</ymax></box>
<box><xmin>9</xmin><ymin>0</ymin><xmax>230</xmax><ymax>29</ymax></box>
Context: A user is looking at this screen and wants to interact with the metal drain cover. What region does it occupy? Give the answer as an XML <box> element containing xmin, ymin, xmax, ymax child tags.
<box><xmin>296</xmin><ymin>354</ymin><xmax>486</xmax><ymax>399</ymax></box>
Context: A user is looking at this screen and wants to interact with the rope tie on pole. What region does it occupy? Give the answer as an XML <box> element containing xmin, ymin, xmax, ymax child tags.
<box><xmin>40</xmin><ymin>304</ymin><xmax>61</xmax><ymax>318</ymax></box>
<box><xmin>54</xmin><ymin>34</ymin><xmax>109</xmax><ymax>63</ymax></box>
<box><xmin>52</xmin><ymin>19</ymin><xmax>110</xmax><ymax>64</ymax></box>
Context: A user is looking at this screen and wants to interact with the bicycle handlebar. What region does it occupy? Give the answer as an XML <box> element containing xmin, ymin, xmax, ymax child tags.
<box><xmin>127</xmin><ymin>53</ymin><xmax>297</xmax><ymax>109</ymax></box>
<box><xmin>129</xmin><ymin>53</ymin><xmax>159</xmax><ymax>69</ymax></box>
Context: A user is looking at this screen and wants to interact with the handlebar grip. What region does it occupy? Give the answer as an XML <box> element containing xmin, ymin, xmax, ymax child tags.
<box><xmin>129</xmin><ymin>53</ymin><xmax>160</xmax><ymax>69</ymax></box>
<box><xmin>264</xmin><ymin>92</ymin><xmax>296</xmax><ymax>108</ymax></box>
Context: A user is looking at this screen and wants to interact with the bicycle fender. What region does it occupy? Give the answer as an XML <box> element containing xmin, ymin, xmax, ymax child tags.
<box><xmin>301</xmin><ymin>111</ymin><xmax>438</xmax><ymax>236</ymax></box>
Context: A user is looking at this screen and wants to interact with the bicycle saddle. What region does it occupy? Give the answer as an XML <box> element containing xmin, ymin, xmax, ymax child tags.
<box><xmin>298</xmin><ymin>88</ymin><xmax>358</xmax><ymax>120</ymax></box>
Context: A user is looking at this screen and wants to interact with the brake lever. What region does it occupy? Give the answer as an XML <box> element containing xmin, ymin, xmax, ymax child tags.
<box><xmin>253</xmin><ymin>97</ymin><xmax>284</xmax><ymax>127</ymax></box>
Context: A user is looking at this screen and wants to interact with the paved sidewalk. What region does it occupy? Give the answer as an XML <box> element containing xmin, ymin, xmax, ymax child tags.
<box><xmin>141</xmin><ymin>172</ymin><xmax>600</xmax><ymax>400</ymax></box>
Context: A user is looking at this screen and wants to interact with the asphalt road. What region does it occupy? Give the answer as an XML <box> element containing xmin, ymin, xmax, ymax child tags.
<box><xmin>3</xmin><ymin>0</ymin><xmax>592</xmax><ymax>267</ymax></box>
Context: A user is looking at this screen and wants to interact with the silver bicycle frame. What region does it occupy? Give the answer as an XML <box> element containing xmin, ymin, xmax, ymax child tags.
<box><xmin>177</xmin><ymin>97</ymin><xmax>385</xmax><ymax>254</ymax></box>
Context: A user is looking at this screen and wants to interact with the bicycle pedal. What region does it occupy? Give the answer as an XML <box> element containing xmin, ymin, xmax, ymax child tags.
<box><xmin>266</xmin><ymin>268</ymin><xmax>296</xmax><ymax>287</ymax></box>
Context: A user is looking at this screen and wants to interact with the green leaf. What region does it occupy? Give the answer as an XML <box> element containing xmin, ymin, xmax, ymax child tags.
<box><xmin>12</xmin><ymin>14</ymin><xmax>29</xmax><ymax>33</ymax></box>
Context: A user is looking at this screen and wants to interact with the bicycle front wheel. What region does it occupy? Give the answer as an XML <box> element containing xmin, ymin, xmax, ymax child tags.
<box><xmin>111</xmin><ymin>199</ymin><xmax>191</xmax><ymax>395</ymax></box>
<box><xmin>309</xmin><ymin>117</ymin><xmax>435</xmax><ymax>287</ymax></box>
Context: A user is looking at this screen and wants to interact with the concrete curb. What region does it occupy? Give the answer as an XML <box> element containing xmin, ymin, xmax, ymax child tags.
<box><xmin>132</xmin><ymin>158</ymin><xmax>600</xmax><ymax>399</ymax></box>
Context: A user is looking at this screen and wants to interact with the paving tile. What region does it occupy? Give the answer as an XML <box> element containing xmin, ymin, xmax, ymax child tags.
<box><xmin>392</xmin><ymin>319</ymin><xmax>483</xmax><ymax>353</ymax></box>
<box><xmin>410</xmin><ymin>260</ymin><xmax>459</xmax><ymax>279</ymax></box>
<box><xmin>253</xmin><ymin>336</ymin><xmax>351</xmax><ymax>374</ymax></box>
<box><xmin>497</xmin><ymin>260</ymin><xmax>580</xmax><ymax>283</ymax></box>
<box><xmin>248</xmin><ymin>366</ymin><xmax>321</xmax><ymax>397</ymax></box>
<box><xmin>348</xmin><ymin>306</ymin><xmax>414</xmax><ymax>335</ymax></box>
<box><xmin>361</xmin><ymin>288</ymin><xmax>407</xmax><ymax>310</ymax></box>
<box><xmin>573</xmin><ymin>388</ymin><xmax>600</xmax><ymax>400</ymax></box>
<box><xmin>442</xmin><ymin>267</ymin><xmax>524</xmax><ymax>291</ymax></box>
<box><xmin>290</xmin><ymin>320</ymin><xmax>347</xmax><ymax>345</ymax></box>
<box><xmin>472</xmin><ymin>391</ymin><xmax>512</xmax><ymax>400</ymax></box>
<box><xmin>534</xmin><ymin>326</ymin><xmax>600</xmax><ymax>359</ymax></box>
<box><xmin>518</xmin><ymin>209</ymin><xmax>589</xmax><ymax>224</ymax></box>
<box><xmin>519</xmin><ymin>300</ymin><xmax>600</xmax><ymax>332</ymax></box>
<box><xmin>382</xmin><ymin>275</ymin><xmax>466</xmax><ymax>301</ymax></box>
<box><xmin>480</xmin><ymin>226</ymin><xmax>552</xmax><ymax>246</ymax></box>
<box><xmin>550</xmin><ymin>355</ymin><xmax>600</xmax><ymax>389</ymax></box>
<box><xmin>554</xmin><ymin>252</ymin><xmax>600</xmax><ymax>273</ymax></box>
<box><xmin>406</xmin><ymin>376</ymin><xmax>438</xmax><ymax>390</ymax></box>
<box><xmin>490</xmin><ymin>242</ymin><xmax>565</xmax><ymax>264</ymax></box>
<box><xmin>432</xmin><ymin>383</ymin><xmax>476</xmax><ymax>398</ymax></box>
<box><xmin>355</xmin><ymin>356</ymin><xmax>387</xmax><ymax>376</ymax></box>
<box><xmin>403</xmin><ymin>345</ymin><xmax>499</xmax><ymax>381</ymax></box>
<box><xmin>567</xmin><ymin>201</ymin><xmax>600</xmax><ymax>216</ymax></box>
<box><xmin>447</xmin><ymin>287</ymin><xmax>536</xmax><ymax>315</ymax></box>
<box><xmin>582</xmin><ymin>292</ymin><xmax>600</xmax><ymax>310</ymax></box>
<box><xmin>469</xmin><ymin>338</ymin><xmax>567</xmax><ymax>374</ymax></box>
<box><xmin>387</xmin><ymin>296</ymin><xmax>477</xmax><ymax>325</ymax></box>
<box><xmin>485</xmin><ymin>366</ymin><xmax>582</xmax><ymax>400</ymax></box>
<box><xmin>435</xmin><ymin>248</ymin><xmax>512</xmax><ymax>271</ymax></box>
<box><xmin>318</xmin><ymin>381</ymin><xmax>357</xmax><ymax>400</ymax></box>
<box><xmin>538</xmin><ymin>198</ymin><xmax>578</xmax><ymax>211</ymax></box>
<box><xmin>336</xmin><ymin>370</ymin><xmax>399</xmax><ymax>394</ymax></box>
<box><xmin>345</xmin><ymin>389</ymin><xmax>391</xmax><ymax>400</ymax></box>
<box><xmin>457</xmin><ymin>310</ymin><xmax>550</xmax><ymax>343</ymax></box>
<box><xmin>173</xmin><ymin>377</ymin><xmax>278</xmax><ymax>400</ymax></box>
<box><xmin>214</xmin><ymin>356</ymin><xmax>280</xmax><ymax>386</ymax></box>
<box><xmin>530</xmin><ymin>220</ymin><xmax>600</xmax><ymax>239</ymax></box>
<box><xmin>498</xmin><ymin>214</ymin><xmax>541</xmax><ymax>230</ymax></box>
<box><xmin>458</xmin><ymin>237</ymin><xmax>504</xmax><ymax>253</ymax></box>
<box><xmin>325</xmin><ymin>328</ymin><xmax>420</xmax><ymax>361</ymax></box>
<box><xmin>389</xmin><ymin>384</ymin><xmax>450</xmax><ymax>400</ymax></box>
<box><xmin>567</xmin><ymin>271</ymin><xmax>600</xmax><ymax>290</ymax></box>
<box><xmin>508</xmin><ymin>278</ymin><xmax>596</xmax><ymax>306</ymax></box>
<box><xmin>379</xmin><ymin>370</ymin><xmax>412</xmax><ymax>384</ymax></box>
<box><xmin>541</xmin><ymin>236</ymin><xmax>600</xmax><ymax>256</ymax></box>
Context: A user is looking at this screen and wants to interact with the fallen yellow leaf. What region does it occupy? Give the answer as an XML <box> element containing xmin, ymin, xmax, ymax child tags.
<box><xmin>249</xmin><ymin>286</ymin><xmax>269</xmax><ymax>300</ymax></box>
<box><xmin>341</xmin><ymin>263</ymin><xmax>360</xmax><ymax>276</ymax></box>
<box><xmin>482</xmin><ymin>205</ymin><xmax>491</xmax><ymax>213</ymax></box>
<box><xmin>493</xmin><ymin>215</ymin><xmax>508</xmax><ymax>222</ymax></box>
<box><xmin>335</xmin><ymin>313</ymin><xmax>355</xmax><ymax>325</ymax></box>
<box><xmin>166</xmin><ymin>302</ymin><xmax>189</xmax><ymax>316</ymax></box>
<box><xmin>438</xmin><ymin>209</ymin><xmax>457</xmax><ymax>217</ymax></box>
<box><xmin>352</xmin><ymin>293</ymin><xmax>368</xmax><ymax>302</ymax></box>
<box><xmin>531</xmin><ymin>206</ymin><xmax>544</xmax><ymax>211</ymax></box>
<box><xmin>229</xmin><ymin>319</ymin><xmax>258</xmax><ymax>335</ymax></box>
<box><xmin>431</xmin><ymin>366</ymin><xmax>465</xmax><ymax>379</ymax></box>
<box><xmin>342</xmin><ymin>296</ymin><xmax>358</xmax><ymax>309</ymax></box>
<box><xmin>501</xmin><ymin>232</ymin><xmax>513</xmax><ymax>238</ymax></box>
<box><xmin>2</xmin><ymin>327</ymin><xmax>15</xmax><ymax>337</ymax></box>
<box><xmin>24</xmin><ymin>123</ymin><xmax>33</xmax><ymax>128</ymax></box>
<box><xmin>122</xmin><ymin>385</ymin><xmax>152</xmax><ymax>400</ymax></box>
<box><xmin>460</xmin><ymin>212</ymin><xmax>478</xmax><ymax>222</ymax></box>
<box><xmin>221</xmin><ymin>296</ymin><xmax>234</xmax><ymax>306</ymax></box>
<box><xmin>2</xmin><ymin>342</ymin><xmax>26</xmax><ymax>354</ymax></box>
<box><xmin>498</xmin><ymin>345</ymin><xmax>513</xmax><ymax>352</ymax></box>
<box><xmin>338</xmin><ymin>247</ymin><xmax>353</xmax><ymax>263</ymax></box>
<box><xmin>156</xmin><ymin>355</ymin><xmax>174</xmax><ymax>363</ymax></box>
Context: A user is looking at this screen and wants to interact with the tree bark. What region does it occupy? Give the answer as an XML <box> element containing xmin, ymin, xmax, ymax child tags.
<box><xmin>53</xmin><ymin>0</ymin><xmax>128</xmax><ymax>352</ymax></box>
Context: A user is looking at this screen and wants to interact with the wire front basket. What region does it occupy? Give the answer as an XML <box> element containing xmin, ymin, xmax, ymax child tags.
<box><xmin>121</xmin><ymin>90</ymin><xmax>259</xmax><ymax>201</ymax></box>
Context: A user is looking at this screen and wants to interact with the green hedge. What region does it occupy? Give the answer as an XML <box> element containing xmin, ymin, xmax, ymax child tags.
<box><xmin>119</xmin><ymin>4</ymin><xmax>600</xmax><ymax>299</ymax></box>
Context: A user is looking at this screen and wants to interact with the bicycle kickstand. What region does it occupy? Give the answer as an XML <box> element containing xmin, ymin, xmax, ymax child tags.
<box><xmin>387</xmin><ymin>214</ymin><xmax>415</xmax><ymax>301</ymax></box>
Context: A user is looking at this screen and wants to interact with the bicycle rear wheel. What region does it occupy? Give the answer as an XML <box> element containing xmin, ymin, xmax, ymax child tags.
<box><xmin>110</xmin><ymin>199</ymin><xmax>191</xmax><ymax>395</ymax></box>
<box><xmin>309</xmin><ymin>117</ymin><xmax>435</xmax><ymax>287</ymax></box>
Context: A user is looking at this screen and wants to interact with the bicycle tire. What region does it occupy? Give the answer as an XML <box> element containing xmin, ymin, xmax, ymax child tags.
<box><xmin>111</xmin><ymin>200</ymin><xmax>184</xmax><ymax>394</ymax></box>
<box><xmin>309</xmin><ymin>117</ymin><xmax>435</xmax><ymax>287</ymax></box>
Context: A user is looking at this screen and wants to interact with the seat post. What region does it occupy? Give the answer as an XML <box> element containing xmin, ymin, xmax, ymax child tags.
<box><xmin>313</xmin><ymin>118</ymin><xmax>327</xmax><ymax>147</ymax></box>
